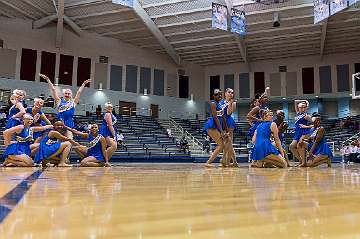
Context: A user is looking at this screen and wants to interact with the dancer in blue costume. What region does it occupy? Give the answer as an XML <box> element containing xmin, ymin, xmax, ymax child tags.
<box><xmin>251</xmin><ymin>110</ymin><xmax>287</xmax><ymax>168</ymax></box>
<box><xmin>299</xmin><ymin>113</ymin><xmax>332</xmax><ymax>167</ymax></box>
<box><xmin>34</xmin><ymin>119</ymin><xmax>80</xmax><ymax>167</ymax></box>
<box><xmin>5</xmin><ymin>89</ymin><xmax>26</xmax><ymax>129</ymax></box>
<box><xmin>100</xmin><ymin>102</ymin><xmax>118</xmax><ymax>159</ymax></box>
<box><xmin>204</xmin><ymin>89</ymin><xmax>229</xmax><ymax>167</ymax></box>
<box><xmin>26</xmin><ymin>97</ymin><xmax>51</xmax><ymax>143</ymax></box>
<box><xmin>289</xmin><ymin>100</ymin><xmax>312</xmax><ymax>167</ymax></box>
<box><xmin>222</xmin><ymin>88</ymin><xmax>238</xmax><ymax>167</ymax></box>
<box><xmin>40</xmin><ymin>74</ymin><xmax>91</xmax><ymax>138</ymax></box>
<box><xmin>66</xmin><ymin>123</ymin><xmax>110</xmax><ymax>167</ymax></box>
<box><xmin>247</xmin><ymin>87</ymin><xmax>270</xmax><ymax>139</ymax></box>
<box><xmin>2</xmin><ymin>113</ymin><xmax>53</xmax><ymax>167</ymax></box>
<box><xmin>274</xmin><ymin>110</ymin><xmax>290</xmax><ymax>166</ymax></box>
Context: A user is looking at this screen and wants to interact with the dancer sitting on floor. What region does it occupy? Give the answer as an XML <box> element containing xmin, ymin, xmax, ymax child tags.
<box><xmin>66</xmin><ymin>123</ymin><xmax>110</xmax><ymax>167</ymax></box>
<box><xmin>40</xmin><ymin>74</ymin><xmax>91</xmax><ymax>138</ymax></box>
<box><xmin>100</xmin><ymin>102</ymin><xmax>118</xmax><ymax>159</ymax></box>
<box><xmin>251</xmin><ymin>110</ymin><xmax>287</xmax><ymax>168</ymax></box>
<box><xmin>204</xmin><ymin>89</ymin><xmax>230</xmax><ymax>167</ymax></box>
<box><xmin>26</xmin><ymin>97</ymin><xmax>51</xmax><ymax>143</ymax></box>
<box><xmin>34</xmin><ymin>119</ymin><xmax>80</xmax><ymax>167</ymax></box>
<box><xmin>2</xmin><ymin>113</ymin><xmax>53</xmax><ymax>167</ymax></box>
<box><xmin>274</xmin><ymin>110</ymin><xmax>290</xmax><ymax>166</ymax></box>
<box><xmin>6</xmin><ymin>89</ymin><xmax>26</xmax><ymax>129</ymax></box>
<box><xmin>298</xmin><ymin>113</ymin><xmax>332</xmax><ymax>167</ymax></box>
<box><xmin>290</xmin><ymin>100</ymin><xmax>312</xmax><ymax>167</ymax></box>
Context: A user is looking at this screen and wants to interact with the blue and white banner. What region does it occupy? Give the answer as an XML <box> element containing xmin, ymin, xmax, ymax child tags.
<box><xmin>314</xmin><ymin>0</ymin><xmax>330</xmax><ymax>24</ymax></box>
<box><xmin>330</xmin><ymin>0</ymin><xmax>347</xmax><ymax>15</ymax></box>
<box><xmin>231</xmin><ymin>8</ymin><xmax>246</xmax><ymax>36</ymax></box>
<box><xmin>112</xmin><ymin>0</ymin><xmax>133</xmax><ymax>8</ymax></box>
<box><xmin>212</xmin><ymin>3</ymin><xmax>228</xmax><ymax>31</ymax></box>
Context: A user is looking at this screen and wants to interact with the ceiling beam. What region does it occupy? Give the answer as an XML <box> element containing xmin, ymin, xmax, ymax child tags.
<box><xmin>0</xmin><ymin>9</ymin><xmax>15</xmax><ymax>18</ymax></box>
<box><xmin>64</xmin><ymin>15</ymin><xmax>83</xmax><ymax>37</ymax></box>
<box><xmin>320</xmin><ymin>20</ymin><xmax>328</xmax><ymax>60</ymax></box>
<box><xmin>64</xmin><ymin>0</ymin><xmax>105</xmax><ymax>8</ymax></box>
<box><xmin>0</xmin><ymin>0</ymin><xmax>36</xmax><ymax>19</ymax></box>
<box><xmin>246</xmin><ymin>31</ymin><xmax>321</xmax><ymax>42</ymax></box>
<box><xmin>56</xmin><ymin>0</ymin><xmax>65</xmax><ymax>48</ymax></box>
<box><xmin>133</xmin><ymin>0</ymin><xmax>180</xmax><ymax>65</ymax></box>
<box><xmin>142</xmin><ymin>0</ymin><xmax>191</xmax><ymax>9</ymax></box>
<box><xmin>175</xmin><ymin>41</ymin><xmax>235</xmax><ymax>50</ymax></box>
<box><xmin>33</xmin><ymin>14</ymin><xmax>58</xmax><ymax>28</ymax></box>
<box><xmin>82</xmin><ymin>18</ymin><xmax>139</xmax><ymax>29</ymax></box>
<box><xmin>170</xmin><ymin>35</ymin><xmax>233</xmax><ymax>45</ymax></box>
<box><xmin>164</xmin><ymin>28</ymin><xmax>213</xmax><ymax>37</ymax></box>
<box><xmin>151</xmin><ymin>7</ymin><xmax>211</xmax><ymax>19</ymax></box>
<box><xmin>71</xmin><ymin>8</ymin><xmax>132</xmax><ymax>20</ymax></box>
<box><xmin>22</xmin><ymin>0</ymin><xmax>50</xmax><ymax>16</ymax></box>
<box><xmin>101</xmin><ymin>27</ymin><xmax>148</xmax><ymax>36</ymax></box>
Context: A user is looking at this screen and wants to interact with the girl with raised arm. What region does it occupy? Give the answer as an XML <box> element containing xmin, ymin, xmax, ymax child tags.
<box><xmin>39</xmin><ymin>74</ymin><xmax>91</xmax><ymax>138</ymax></box>
<box><xmin>251</xmin><ymin>110</ymin><xmax>287</xmax><ymax>168</ymax></box>
<box><xmin>2</xmin><ymin>113</ymin><xmax>53</xmax><ymax>167</ymax></box>
<box><xmin>26</xmin><ymin>97</ymin><xmax>51</xmax><ymax>143</ymax></box>
<box><xmin>6</xmin><ymin>89</ymin><xmax>26</xmax><ymax>129</ymax></box>
<box><xmin>67</xmin><ymin>123</ymin><xmax>110</xmax><ymax>167</ymax></box>
<box><xmin>299</xmin><ymin>113</ymin><xmax>332</xmax><ymax>167</ymax></box>
<box><xmin>34</xmin><ymin>119</ymin><xmax>80</xmax><ymax>167</ymax></box>
<box><xmin>204</xmin><ymin>89</ymin><xmax>229</xmax><ymax>167</ymax></box>
<box><xmin>100</xmin><ymin>102</ymin><xmax>118</xmax><ymax>159</ymax></box>
<box><xmin>290</xmin><ymin>100</ymin><xmax>312</xmax><ymax>167</ymax></box>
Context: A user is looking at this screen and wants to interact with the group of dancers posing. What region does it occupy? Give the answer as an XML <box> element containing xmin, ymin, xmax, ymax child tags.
<box><xmin>1</xmin><ymin>74</ymin><xmax>118</xmax><ymax>167</ymax></box>
<box><xmin>204</xmin><ymin>88</ymin><xmax>333</xmax><ymax>168</ymax></box>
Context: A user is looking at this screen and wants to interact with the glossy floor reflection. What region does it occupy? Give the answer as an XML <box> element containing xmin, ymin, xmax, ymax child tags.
<box><xmin>1</xmin><ymin>164</ymin><xmax>360</xmax><ymax>238</ymax></box>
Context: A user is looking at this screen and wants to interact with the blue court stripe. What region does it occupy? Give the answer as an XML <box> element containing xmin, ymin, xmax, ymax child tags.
<box><xmin>0</xmin><ymin>169</ymin><xmax>44</xmax><ymax>223</ymax></box>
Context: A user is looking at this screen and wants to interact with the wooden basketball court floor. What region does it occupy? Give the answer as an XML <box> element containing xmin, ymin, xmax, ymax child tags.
<box><xmin>0</xmin><ymin>163</ymin><xmax>360</xmax><ymax>239</ymax></box>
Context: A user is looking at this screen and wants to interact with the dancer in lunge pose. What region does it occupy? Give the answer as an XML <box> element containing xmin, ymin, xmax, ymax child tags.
<box><xmin>100</xmin><ymin>102</ymin><xmax>118</xmax><ymax>159</ymax></box>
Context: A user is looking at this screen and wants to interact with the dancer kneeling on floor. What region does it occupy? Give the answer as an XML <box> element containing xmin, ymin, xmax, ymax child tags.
<box><xmin>298</xmin><ymin>113</ymin><xmax>332</xmax><ymax>167</ymax></box>
<box><xmin>66</xmin><ymin>123</ymin><xmax>111</xmax><ymax>167</ymax></box>
<box><xmin>251</xmin><ymin>110</ymin><xmax>287</xmax><ymax>168</ymax></box>
<box><xmin>2</xmin><ymin>113</ymin><xmax>53</xmax><ymax>167</ymax></box>
<box><xmin>34</xmin><ymin>119</ymin><xmax>80</xmax><ymax>167</ymax></box>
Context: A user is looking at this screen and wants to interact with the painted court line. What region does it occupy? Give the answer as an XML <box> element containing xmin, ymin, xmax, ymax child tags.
<box><xmin>0</xmin><ymin>169</ymin><xmax>44</xmax><ymax>223</ymax></box>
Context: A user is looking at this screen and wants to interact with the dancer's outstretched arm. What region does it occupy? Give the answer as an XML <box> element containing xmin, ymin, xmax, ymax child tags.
<box><xmin>40</xmin><ymin>74</ymin><xmax>61</xmax><ymax>105</ymax></box>
<box><xmin>74</xmin><ymin>79</ymin><xmax>91</xmax><ymax>105</ymax></box>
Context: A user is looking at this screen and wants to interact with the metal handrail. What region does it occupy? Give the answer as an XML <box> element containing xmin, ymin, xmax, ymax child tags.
<box><xmin>168</xmin><ymin>117</ymin><xmax>204</xmax><ymax>153</ymax></box>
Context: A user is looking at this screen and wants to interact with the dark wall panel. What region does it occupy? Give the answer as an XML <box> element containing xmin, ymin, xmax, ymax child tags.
<box><xmin>20</xmin><ymin>48</ymin><xmax>37</xmax><ymax>81</ymax></box>
<box><xmin>355</xmin><ymin>63</ymin><xmax>360</xmax><ymax>91</ymax></box>
<box><xmin>319</xmin><ymin>65</ymin><xmax>332</xmax><ymax>93</ymax></box>
<box><xmin>179</xmin><ymin>75</ymin><xmax>189</xmax><ymax>99</ymax></box>
<box><xmin>59</xmin><ymin>54</ymin><xmax>74</xmax><ymax>86</ymax></box>
<box><xmin>224</xmin><ymin>74</ymin><xmax>234</xmax><ymax>91</ymax></box>
<box><xmin>254</xmin><ymin>72</ymin><xmax>265</xmax><ymax>95</ymax></box>
<box><xmin>337</xmin><ymin>64</ymin><xmax>349</xmax><ymax>92</ymax></box>
<box><xmin>77</xmin><ymin>57</ymin><xmax>91</xmax><ymax>87</ymax></box>
<box><xmin>210</xmin><ymin>75</ymin><xmax>220</xmax><ymax>100</ymax></box>
<box><xmin>126</xmin><ymin>65</ymin><xmax>138</xmax><ymax>93</ymax></box>
<box><xmin>140</xmin><ymin>67</ymin><xmax>151</xmax><ymax>94</ymax></box>
<box><xmin>239</xmin><ymin>73</ymin><xmax>250</xmax><ymax>98</ymax></box>
<box><xmin>154</xmin><ymin>69</ymin><xmax>164</xmax><ymax>96</ymax></box>
<box><xmin>302</xmin><ymin>67</ymin><xmax>314</xmax><ymax>94</ymax></box>
<box><xmin>40</xmin><ymin>51</ymin><xmax>56</xmax><ymax>83</ymax></box>
<box><xmin>110</xmin><ymin>65</ymin><xmax>122</xmax><ymax>91</ymax></box>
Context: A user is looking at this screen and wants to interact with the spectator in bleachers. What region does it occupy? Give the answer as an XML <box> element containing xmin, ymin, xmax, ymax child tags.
<box><xmin>179</xmin><ymin>136</ymin><xmax>189</xmax><ymax>153</ymax></box>
<box><xmin>341</xmin><ymin>143</ymin><xmax>351</xmax><ymax>162</ymax></box>
<box><xmin>203</xmin><ymin>135</ymin><xmax>211</xmax><ymax>153</ymax></box>
<box><xmin>96</xmin><ymin>105</ymin><xmax>102</xmax><ymax>119</ymax></box>
<box><xmin>349</xmin><ymin>141</ymin><xmax>358</xmax><ymax>163</ymax></box>
<box><xmin>100</xmin><ymin>102</ymin><xmax>118</xmax><ymax>159</ymax></box>
<box><xmin>117</xmin><ymin>130</ymin><xmax>125</xmax><ymax>148</ymax></box>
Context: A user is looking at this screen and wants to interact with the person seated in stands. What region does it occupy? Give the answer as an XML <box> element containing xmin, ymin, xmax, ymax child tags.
<box><xmin>166</xmin><ymin>128</ymin><xmax>172</xmax><ymax>138</ymax></box>
<box><xmin>203</xmin><ymin>135</ymin><xmax>211</xmax><ymax>153</ymax></box>
<box><xmin>179</xmin><ymin>136</ymin><xmax>189</xmax><ymax>153</ymax></box>
<box><xmin>117</xmin><ymin>130</ymin><xmax>125</xmax><ymax>148</ymax></box>
<box><xmin>100</xmin><ymin>102</ymin><xmax>118</xmax><ymax>158</ymax></box>
<box><xmin>66</xmin><ymin>123</ymin><xmax>110</xmax><ymax>167</ymax></box>
<box><xmin>96</xmin><ymin>105</ymin><xmax>102</xmax><ymax>119</ymax></box>
<box><xmin>298</xmin><ymin>113</ymin><xmax>332</xmax><ymax>167</ymax></box>
<box><xmin>341</xmin><ymin>143</ymin><xmax>351</xmax><ymax>163</ymax></box>
<box><xmin>251</xmin><ymin>110</ymin><xmax>287</xmax><ymax>168</ymax></box>
<box><xmin>34</xmin><ymin>118</ymin><xmax>81</xmax><ymax>167</ymax></box>
<box><xmin>2</xmin><ymin>113</ymin><xmax>53</xmax><ymax>167</ymax></box>
<box><xmin>0</xmin><ymin>109</ymin><xmax>6</xmax><ymax>126</ymax></box>
<box><xmin>349</xmin><ymin>141</ymin><xmax>358</xmax><ymax>163</ymax></box>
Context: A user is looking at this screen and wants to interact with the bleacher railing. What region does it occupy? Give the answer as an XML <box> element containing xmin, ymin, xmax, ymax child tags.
<box><xmin>168</xmin><ymin>117</ymin><xmax>205</xmax><ymax>153</ymax></box>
